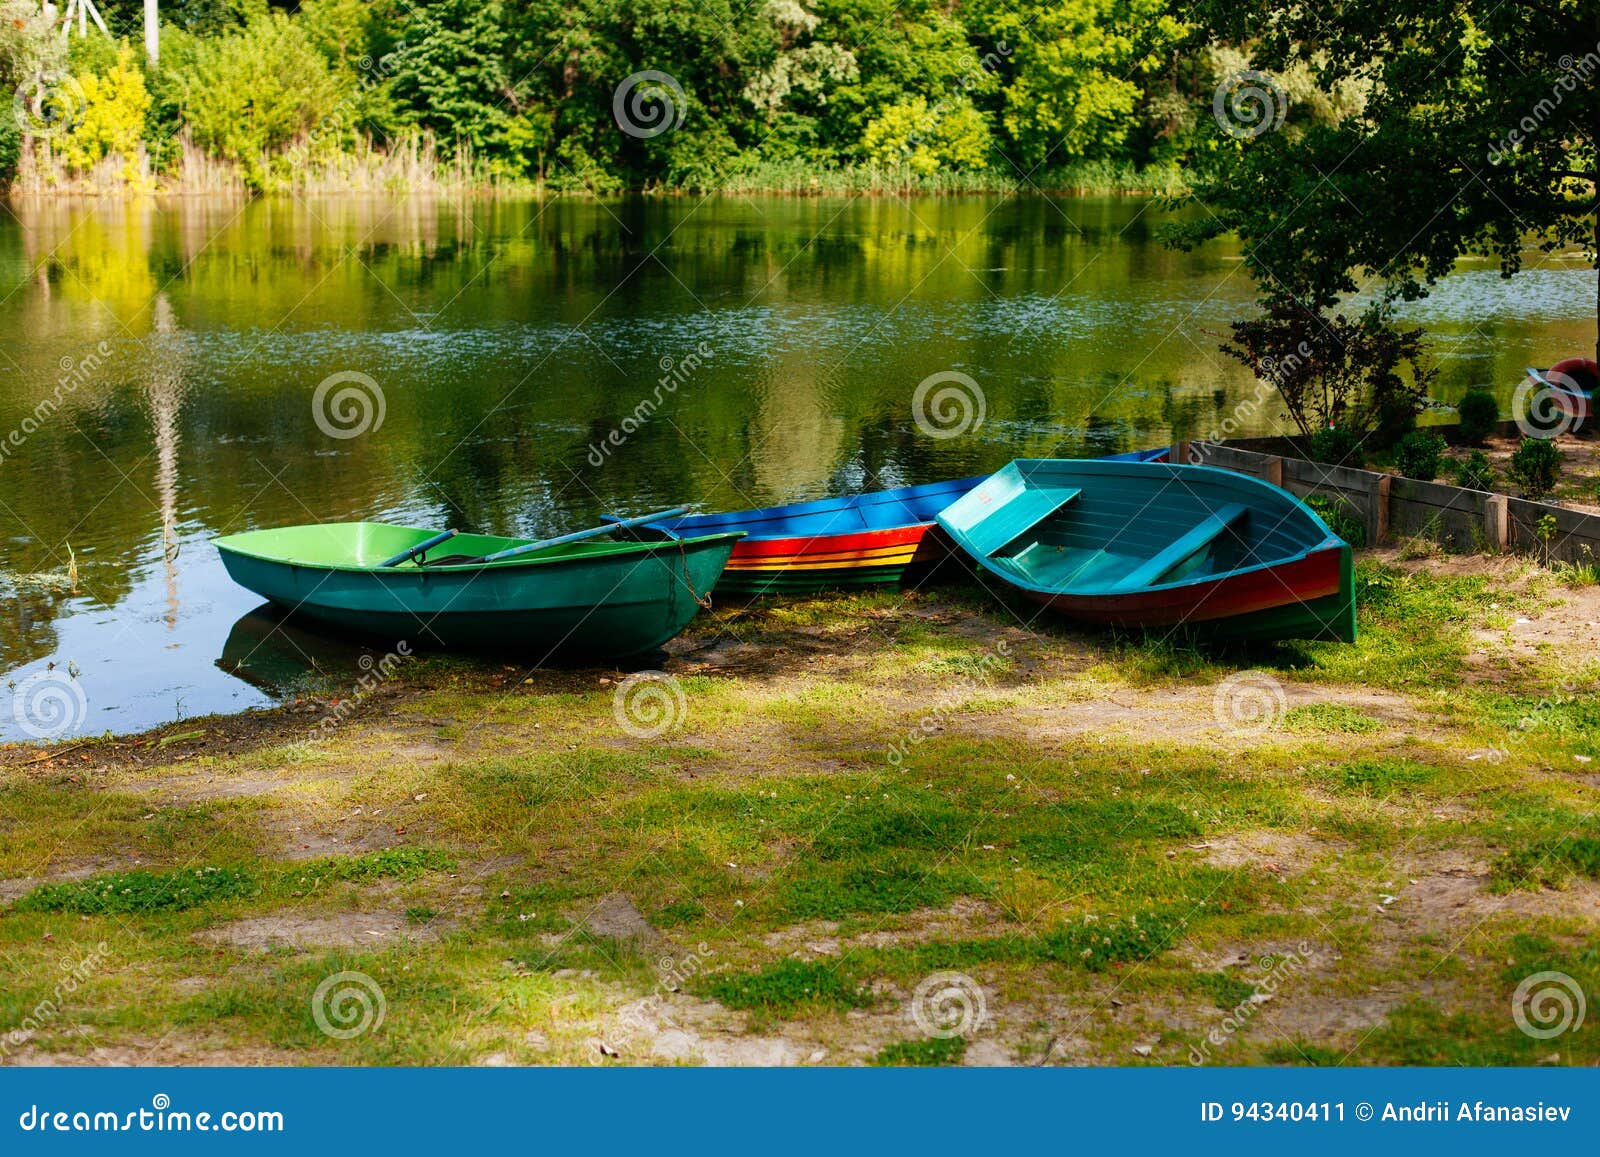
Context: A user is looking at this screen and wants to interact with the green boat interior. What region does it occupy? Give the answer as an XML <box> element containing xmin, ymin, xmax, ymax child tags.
<box><xmin>939</xmin><ymin>461</ymin><xmax>1330</xmax><ymax>596</ymax></box>
<box><xmin>215</xmin><ymin>523</ymin><xmax>715</xmax><ymax>571</ymax></box>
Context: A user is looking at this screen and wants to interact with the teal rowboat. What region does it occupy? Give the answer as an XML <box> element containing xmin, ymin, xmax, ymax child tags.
<box><xmin>936</xmin><ymin>459</ymin><xmax>1356</xmax><ymax>643</ymax></box>
<box><xmin>214</xmin><ymin>523</ymin><xmax>744</xmax><ymax>657</ymax></box>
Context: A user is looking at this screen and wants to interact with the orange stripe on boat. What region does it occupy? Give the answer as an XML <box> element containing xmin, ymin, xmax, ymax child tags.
<box><xmin>725</xmin><ymin>548</ymin><xmax>920</xmax><ymax>572</ymax></box>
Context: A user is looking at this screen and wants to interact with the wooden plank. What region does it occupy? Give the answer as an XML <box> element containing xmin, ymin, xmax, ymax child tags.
<box><xmin>1369</xmin><ymin>473</ymin><xmax>1391</xmax><ymax>544</ymax></box>
<box><xmin>1390</xmin><ymin>477</ymin><xmax>1488</xmax><ymax>514</ymax></box>
<box><xmin>1505</xmin><ymin>497</ymin><xmax>1600</xmax><ymax>564</ymax></box>
<box><xmin>1283</xmin><ymin>457</ymin><xmax>1381</xmax><ymax>495</ymax></box>
<box><xmin>1388</xmin><ymin>484</ymin><xmax>1487</xmax><ymax>549</ymax></box>
<box><xmin>1484</xmin><ymin>494</ymin><xmax>1508</xmax><ymax>551</ymax></box>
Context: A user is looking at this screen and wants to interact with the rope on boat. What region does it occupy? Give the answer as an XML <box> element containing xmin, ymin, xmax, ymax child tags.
<box><xmin>676</xmin><ymin>536</ymin><xmax>713</xmax><ymax>610</ymax></box>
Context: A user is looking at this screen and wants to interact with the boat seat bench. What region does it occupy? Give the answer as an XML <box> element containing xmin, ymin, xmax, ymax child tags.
<box><xmin>1108</xmin><ymin>503</ymin><xmax>1248</xmax><ymax>592</ymax></box>
<box><xmin>986</xmin><ymin>488</ymin><xmax>1082</xmax><ymax>558</ymax></box>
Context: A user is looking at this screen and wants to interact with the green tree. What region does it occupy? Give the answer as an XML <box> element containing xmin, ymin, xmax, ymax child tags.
<box><xmin>175</xmin><ymin>11</ymin><xmax>342</xmax><ymax>189</ymax></box>
<box><xmin>0</xmin><ymin>0</ymin><xmax>70</xmax><ymax>180</ymax></box>
<box><xmin>1175</xmin><ymin>0</ymin><xmax>1599</xmax><ymax>363</ymax></box>
<box><xmin>60</xmin><ymin>44</ymin><xmax>153</xmax><ymax>186</ymax></box>
<box><xmin>862</xmin><ymin>96</ymin><xmax>993</xmax><ymax>174</ymax></box>
<box><xmin>972</xmin><ymin>0</ymin><xmax>1189</xmax><ymax>169</ymax></box>
<box><xmin>814</xmin><ymin>0</ymin><xmax>997</xmax><ymax>165</ymax></box>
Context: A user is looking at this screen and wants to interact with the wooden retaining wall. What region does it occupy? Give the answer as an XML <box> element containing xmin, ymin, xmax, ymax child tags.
<box><xmin>1176</xmin><ymin>440</ymin><xmax>1600</xmax><ymax>564</ymax></box>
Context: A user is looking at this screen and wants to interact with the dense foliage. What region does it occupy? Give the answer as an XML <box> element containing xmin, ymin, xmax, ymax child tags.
<box><xmin>0</xmin><ymin>0</ymin><xmax>1379</xmax><ymax>193</ymax></box>
<box><xmin>1170</xmin><ymin>0</ymin><xmax>1598</xmax><ymax>364</ymax></box>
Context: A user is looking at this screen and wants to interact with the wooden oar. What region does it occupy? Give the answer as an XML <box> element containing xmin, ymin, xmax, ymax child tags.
<box><xmin>423</xmin><ymin>508</ymin><xmax>688</xmax><ymax>567</ymax></box>
<box><xmin>378</xmin><ymin>529</ymin><xmax>458</xmax><ymax>569</ymax></box>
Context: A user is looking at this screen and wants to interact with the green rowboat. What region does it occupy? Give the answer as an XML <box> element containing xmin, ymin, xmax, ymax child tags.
<box><xmin>214</xmin><ymin>522</ymin><xmax>744</xmax><ymax>658</ymax></box>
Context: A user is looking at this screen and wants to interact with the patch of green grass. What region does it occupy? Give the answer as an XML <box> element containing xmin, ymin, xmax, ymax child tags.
<box><xmin>13</xmin><ymin>866</ymin><xmax>256</xmax><ymax>914</ymax></box>
<box><xmin>809</xmin><ymin>795</ymin><xmax>975</xmax><ymax>860</ymax></box>
<box><xmin>457</xmin><ymin>750</ymin><xmax>663</xmax><ymax>812</ymax></box>
<box><xmin>278</xmin><ymin>848</ymin><xmax>456</xmax><ymax>893</ymax></box>
<box><xmin>1103</xmin><ymin>637</ymin><xmax>1219</xmax><ymax>683</ymax></box>
<box><xmin>1282</xmin><ymin>703</ymin><xmax>1384</xmax><ymax>734</ymax></box>
<box><xmin>914</xmin><ymin>652</ymin><xmax>1013</xmax><ymax>679</ymax></box>
<box><xmin>1491</xmin><ymin>837</ymin><xmax>1600</xmax><ymax>892</ymax></box>
<box><xmin>1306</xmin><ymin>563</ymin><xmax>1518</xmax><ymax>690</ymax></box>
<box><xmin>1328</xmin><ymin>759</ymin><xmax>1436</xmax><ymax>795</ymax></box>
<box><xmin>701</xmin><ymin>960</ymin><xmax>874</xmax><ymax>1014</ymax></box>
<box><xmin>405</xmin><ymin>906</ymin><xmax>439</xmax><ymax>925</ymax></box>
<box><xmin>0</xmin><ymin>784</ymin><xmax>264</xmax><ymax>877</ymax></box>
<box><xmin>653</xmin><ymin>900</ymin><xmax>706</xmax><ymax>927</ymax></box>
<box><xmin>1465</xmin><ymin>691</ymin><xmax>1600</xmax><ymax>746</ymax></box>
<box><xmin>878</xmin><ymin>909</ymin><xmax>1192</xmax><ymax>974</ymax></box>
<box><xmin>781</xmin><ymin>860</ymin><xmax>969</xmax><ymax>920</ymax></box>
<box><xmin>1357</xmin><ymin>1002</ymin><xmax>1540</xmax><ymax>1065</ymax></box>
<box><xmin>872</xmin><ymin>1036</ymin><xmax>968</xmax><ymax>1065</ymax></box>
<box><xmin>1196</xmin><ymin>970</ymin><xmax>1258</xmax><ymax>1010</ymax></box>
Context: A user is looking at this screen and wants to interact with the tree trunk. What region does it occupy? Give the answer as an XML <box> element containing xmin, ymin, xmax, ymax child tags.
<box><xmin>144</xmin><ymin>0</ymin><xmax>158</xmax><ymax>65</ymax></box>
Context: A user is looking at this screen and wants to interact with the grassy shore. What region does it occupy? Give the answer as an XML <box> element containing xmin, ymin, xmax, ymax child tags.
<box><xmin>2</xmin><ymin>548</ymin><xmax>1598</xmax><ymax>1067</ymax></box>
<box><xmin>13</xmin><ymin>147</ymin><xmax>1191</xmax><ymax>199</ymax></box>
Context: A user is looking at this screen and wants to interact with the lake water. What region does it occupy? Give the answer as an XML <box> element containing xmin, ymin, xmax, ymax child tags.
<box><xmin>1</xmin><ymin>195</ymin><xmax>1594</xmax><ymax>740</ymax></box>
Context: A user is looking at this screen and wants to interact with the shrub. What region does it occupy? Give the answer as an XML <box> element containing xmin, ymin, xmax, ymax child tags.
<box><xmin>1456</xmin><ymin>389</ymin><xmax>1500</xmax><ymax>445</ymax></box>
<box><xmin>58</xmin><ymin>45</ymin><xmax>152</xmax><ymax>185</ymax></box>
<box><xmin>1507</xmin><ymin>437</ymin><xmax>1562</xmax><ymax>501</ymax></box>
<box><xmin>863</xmin><ymin>97</ymin><xmax>993</xmax><ymax>175</ymax></box>
<box><xmin>1308</xmin><ymin>424</ymin><xmax>1366</xmax><ymax>467</ymax></box>
<box><xmin>1452</xmin><ymin>450</ymin><xmax>1495</xmax><ymax>492</ymax></box>
<box><xmin>1394</xmin><ymin>430</ymin><xmax>1447</xmax><ymax>481</ymax></box>
<box><xmin>175</xmin><ymin>11</ymin><xmax>340</xmax><ymax>189</ymax></box>
<box><xmin>1220</xmin><ymin>301</ymin><xmax>1434</xmax><ymax>443</ymax></box>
